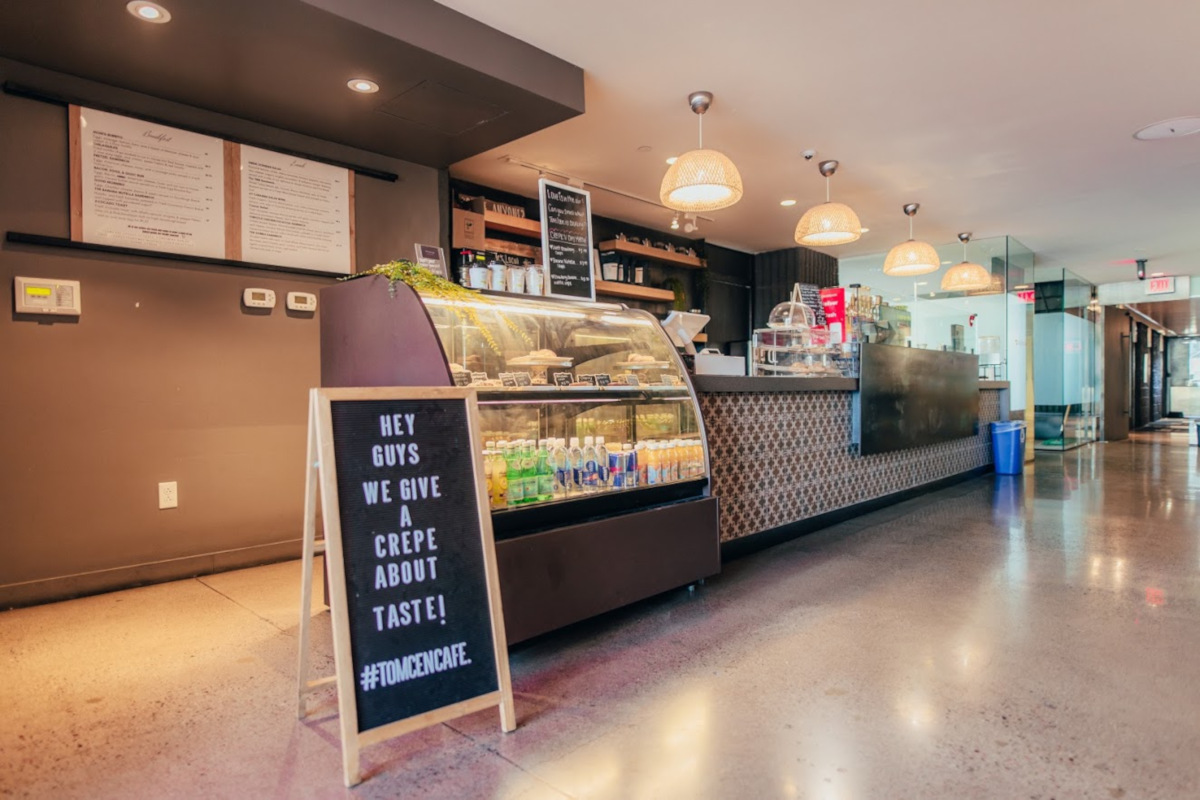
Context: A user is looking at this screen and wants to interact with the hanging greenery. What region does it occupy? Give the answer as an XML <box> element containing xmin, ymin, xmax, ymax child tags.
<box><xmin>342</xmin><ymin>260</ymin><xmax>530</xmax><ymax>355</ymax></box>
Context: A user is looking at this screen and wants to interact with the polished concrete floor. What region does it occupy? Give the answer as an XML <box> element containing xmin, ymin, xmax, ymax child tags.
<box><xmin>3</xmin><ymin>436</ymin><xmax>1199</xmax><ymax>799</ymax></box>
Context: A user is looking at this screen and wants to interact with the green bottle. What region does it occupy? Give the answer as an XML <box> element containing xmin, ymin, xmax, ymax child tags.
<box><xmin>520</xmin><ymin>440</ymin><xmax>538</xmax><ymax>504</ymax></box>
<box><xmin>536</xmin><ymin>439</ymin><xmax>554</xmax><ymax>501</ymax></box>
<box><xmin>505</xmin><ymin>442</ymin><xmax>524</xmax><ymax>507</ymax></box>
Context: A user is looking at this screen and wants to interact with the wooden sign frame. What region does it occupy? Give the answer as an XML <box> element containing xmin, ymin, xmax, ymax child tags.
<box><xmin>296</xmin><ymin>386</ymin><xmax>515</xmax><ymax>787</ymax></box>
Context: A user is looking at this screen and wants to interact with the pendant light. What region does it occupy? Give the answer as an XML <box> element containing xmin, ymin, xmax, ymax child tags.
<box><xmin>883</xmin><ymin>203</ymin><xmax>939</xmax><ymax>277</ymax></box>
<box><xmin>794</xmin><ymin>160</ymin><xmax>861</xmax><ymax>246</ymax></box>
<box><xmin>940</xmin><ymin>232</ymin><xmax>992</xmax><ymax>292</ymax></box>
<box><xmin>660</xmin><ymin>91</ymin><xmax>743</xmax><ymax>213</ymax></box>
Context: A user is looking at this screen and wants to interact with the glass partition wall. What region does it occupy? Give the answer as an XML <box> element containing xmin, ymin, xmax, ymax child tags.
<box><xmin>1031</xmin><ymin>267</ymin><xmax>1101</xmax><ymax>450</ymax></box>
<box><xmin>838</xmin><ymin>235</ymin><xmax>1034</xmax><ymax>424</ymax></box>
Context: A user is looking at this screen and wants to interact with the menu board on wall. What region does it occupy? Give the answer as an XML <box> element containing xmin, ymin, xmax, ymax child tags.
<box><xmin>73</xmin><ymin>106</ymin><xmax>225</xmax><ymax>258</ymax></box>
<box><xmin>69</xmin><ymin>106</ymin><xmax>357</xmax><ymax>274</ymax></box>
<box><xmin>239</xmin><ymin>145</ymin><xmax>354</xmax><ymax>274</ymax></box>
<box><xmin>798</xmin><ymin>283</ymin><xmax>828</xmax><ymax>327</ymax></box>
<box><xmin>539</xmin><ymin>178</ymin><xmax>595</xmax><ymax>301</ymax></box>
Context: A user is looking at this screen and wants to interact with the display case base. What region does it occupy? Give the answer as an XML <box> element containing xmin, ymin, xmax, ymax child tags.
<box><xmin>496</xmin><ymin>497</ymin><xmax>720</xmax><ymax>644</ymax></box>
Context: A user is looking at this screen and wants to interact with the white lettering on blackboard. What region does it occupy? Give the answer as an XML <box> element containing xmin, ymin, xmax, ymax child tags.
<box><xmin>374</xmin><ymin>528</ymin><xmax>438</xmax><ymax>558</ymax></box>
<box><xmin>379</xmin><ymin>413</ymin><xmax>416</xmax><ymax>437</ymax></box>
<box><xmin>396</xmin><ymin>475</ymin><xmax>441</xmax><ymax>500</ymax></box>
<box><xmin>371</xmin><ymin>443</ymin><xmax>420</xmax><ymax>467</ymax></box>
<box><xmin>358</xmin><ymin>642</ymin><xmax>473</xmax><ymax>692</ymax></box>
<box><xmin>371</xmin><ymin>594</ymin><xmax>448</xmax><ymax>630</ymax></box>
<box><xmin>373</xmin><ymin>556</ymin><xmax>440</xmax><ymax>589</ymax></box>
<box><xmin>362</xmin><ymin>480</ymin><xmax>392</xmax><ymax>505</ymax></box>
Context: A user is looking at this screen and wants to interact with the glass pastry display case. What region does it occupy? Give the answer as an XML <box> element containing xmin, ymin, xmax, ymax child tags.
<box><xmin>320</xmin><ymin>275</ymin><xmax>719</xmax><ymax>644</ymax></box>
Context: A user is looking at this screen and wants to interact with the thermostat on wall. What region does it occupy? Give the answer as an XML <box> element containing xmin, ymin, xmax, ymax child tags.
<box><xmin>15</xmin><ymin>276</ymin><xmax>82</xmax><ymax>316</ymax></box>
<box><xmin>242</xmin><ymin>288</ymin><xmax>276</xmax><ymax>309</ymax></box>
<box><xmin>286</xmin><ymin>291</ymin><xmax>317</xmax><ymax>312</ymax></box>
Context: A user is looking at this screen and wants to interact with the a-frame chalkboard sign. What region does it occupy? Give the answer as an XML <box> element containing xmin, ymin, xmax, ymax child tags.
<box><xmin>296</xmin><ymin>387</ymin><xmax>516</xmax><ymax>787</ymax></box>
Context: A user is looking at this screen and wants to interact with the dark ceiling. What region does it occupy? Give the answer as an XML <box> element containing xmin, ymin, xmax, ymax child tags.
<box><xmin>1128</xmin><ymin>299</ymin><xmax>1200</xmax><ymax>337</ymax></box>
<box><xmin>0</xmin><ymin>0</ymin><xmax>584</xmax><ymax>168</ymax></box>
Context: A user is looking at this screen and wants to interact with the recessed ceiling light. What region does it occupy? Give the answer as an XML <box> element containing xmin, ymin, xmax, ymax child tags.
<box><xmin>665</xmin><ymin>156</ymin><xmax>677</xmax><ymax>165</ymax></box>
<box><xmin>780</xmin><ymin>199</ymin><xmax>797</xmax><ymax>207</ymax></box>
<box><xmin>941</xmin><ymin>260</ymin><xmax>953</xmax><ymax>265</ymax></box>
<box><xmin>127</xmin><ymin>1</ymin><xmax>170</xmax><ymax>23</ymax></box>
<box><xmin>1134</xmin><ymin>116</ymin><xmax>1200</xmax><ymax>140</ymax></box>
<box><xmin>637</xmin><ymin>145</ymin><xmax>653</xmax><ymax>153</ymax></box>
<box><xmin>1151</xmin><ymin>271</ymin><xmax>1166</xmax><ymax>277</ymax></box>
<box><xmin>859</xmin><ymin>227</ymin><xmax>869</xmax><ymax>233</ymax></box>
<box><xmin>347</xmin><ymin>79</ymin><xmax>379</xmax><ymax>94</ymax></box>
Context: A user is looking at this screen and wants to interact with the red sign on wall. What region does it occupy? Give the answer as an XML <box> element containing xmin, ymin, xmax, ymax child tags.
<box><xmin>1147</xmin><ymin>277</ymin><xmax>1175</xmax><ymax>295</ymax></box>
<box><xmin>1017</xmin><ymin>289</ymin><xmax>1035</xmax><ymax>303</ymax></box>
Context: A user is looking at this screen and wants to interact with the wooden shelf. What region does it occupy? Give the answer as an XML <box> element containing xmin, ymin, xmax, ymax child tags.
<box><xmin>483</xmin><ymin>237</ymin><xmax>541</xmax><ymax>260</ymax></box>
<box><xmin>598</xmin><ymin>239</ymin><xmax>704</xmax><ymax>269</ymax></box>
<box><xmin>595</xmin><ymin>280</ymin><xmax>676</xmax><ymax>303</ymax></box>
<box><xmin>484</xmin><ymin>211</ymin><xmax>542</xmax><ymax>238</ymax></box>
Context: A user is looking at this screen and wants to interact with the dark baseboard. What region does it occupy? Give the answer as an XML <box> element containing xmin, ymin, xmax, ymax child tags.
<box><xmin>720</xmin><ymin>465</ymin><xmax>995</xmax><ymax>562</ymax></box>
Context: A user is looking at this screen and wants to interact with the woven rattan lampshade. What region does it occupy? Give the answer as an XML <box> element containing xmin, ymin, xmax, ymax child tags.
<box><xmin>660</xmin><ymin>149</ymin><xmax>744</xmax><ymax>212</ymax></box>
<box><xmin>883</xmin><ymin>203</ymin><xmax>939</xmax><ymax>276</ymax></box>
<box><xmin>660</xmin><ymin>91</ymin><xmax>743</xmax><ymax>213</ymax></box>
<box><xmin>795</xmin><ymin>202</ymin><xmax>862</xmax><ymax>246</ymax></box>
<box><xmin>940</xmin><ymin>232</ymin><xmax>991</xmax><ymax>291</ymax></box>
<box><xmin>940</xmin><ymin>260</ymin><xmax>991</xmax><ymax>292</ymax></box>
<box><xmin>883</xmin><ymin>239</ymin><xmax>940</xmax><ymax>276</ymax></box>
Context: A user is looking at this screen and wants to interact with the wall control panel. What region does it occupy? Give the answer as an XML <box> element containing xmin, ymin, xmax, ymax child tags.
<box><xmin>242</xmin><ymin>288</ymin><xmax>277</xmax><ymax>309</ymax></box>
<box><xmin>15</xmin><ymin>277</ymin><xmax>82</xmax><ymax>316</ymax></box>
<box><xmin>286</xmin><ymin>291</ymin><xmax>317</xmax><ymax>312</ymax></box>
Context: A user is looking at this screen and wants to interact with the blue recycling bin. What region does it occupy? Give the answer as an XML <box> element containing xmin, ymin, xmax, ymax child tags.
<box><xmin>992</xmin><ymin>421</ymin><xmax>1026</xmax><ymax>475</ymax></box>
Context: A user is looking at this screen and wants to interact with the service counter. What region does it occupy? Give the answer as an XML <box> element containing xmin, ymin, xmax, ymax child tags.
<box><xmin>693</xmin><ymin>374</ymin><xmax>1010</xmax><ymax>557</ymax></box>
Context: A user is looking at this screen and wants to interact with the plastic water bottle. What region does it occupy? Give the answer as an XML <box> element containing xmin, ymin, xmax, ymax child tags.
<box><xmin>520</xmin><ymin>440</ymin><xmax>539</xmax><ymax>504</ymax></box>
<box><xmin>568</xmin><ymin>437</ymin><xmax>585</xmax><ymax>493</ymax></box>
<box><xmin>552</xmin><ymin>438</ymin><xmax>571</xmax><ymax>496</ymax></box>
<box><xmin>582</xmin><ymin>436</ymin><xmax>599</xmax><ymax>492</ymax></box>
<box><xmin>502</xmin><ymin>441</ymin><xmax>523</xmax><ymax>507</ymax></box>
<box><xmin>595</xmin><ymin>436</ymin><xmax>610</xmax><ymax>489</ymax></box>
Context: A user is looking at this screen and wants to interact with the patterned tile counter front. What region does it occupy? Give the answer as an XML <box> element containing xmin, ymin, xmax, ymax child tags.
<box><xmin>695</xmin><ymin>382</ymin><xmax>1007</xmax><ymax>543</ymax></box>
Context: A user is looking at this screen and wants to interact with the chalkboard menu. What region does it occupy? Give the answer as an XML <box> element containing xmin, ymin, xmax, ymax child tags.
<box><xmin>539</xmin><ymin>178</ymin><xmax>595</xmax><ymax>301</ymax></box>
<box><xmin>798</xmin><ymin>283</ymin><xmax>828</xmax><ymax>327</ymax></box>
<box><xmin>328</xmin><ymin>396</ymin><xmax>501</xmax><ymax>732</ymax></box>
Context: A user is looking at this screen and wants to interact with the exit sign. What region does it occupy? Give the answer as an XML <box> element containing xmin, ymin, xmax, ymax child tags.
<box><xmin>1147</xmin><ymin>276</ymin><xmax>1176</xmax><ymax>295</ymax></box>
<box><xmin>1017</xmin><ymin>289</ymin><xmax>1035</xmax><ymax>303</ymax></box>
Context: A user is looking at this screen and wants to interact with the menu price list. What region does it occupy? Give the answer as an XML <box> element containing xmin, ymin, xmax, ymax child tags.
<box><xmin>330</xmin><ymin>399</ymin><xmax>498</xmax><ymax>733</ymax></box>
<box><xmin>540</xmin><ymin>179</ymin><xmax>593</xmax><ymax>300</ymax></box>
<box><xmin>78</xmin><ymin>107</ymin><xmax>225</xmax><ymax>257</ymax></box>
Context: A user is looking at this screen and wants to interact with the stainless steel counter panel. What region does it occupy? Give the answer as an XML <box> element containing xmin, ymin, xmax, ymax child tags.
<box><xmin>691</xmin><ymin>376</ymin><xmax>859</xmax><ymax>393</ymax></box>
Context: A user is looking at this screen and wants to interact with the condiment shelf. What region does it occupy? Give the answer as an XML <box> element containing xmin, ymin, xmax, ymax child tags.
<box><xmin>598</xmin><ymin>239</ymin><xmax>704</xmax><ymax>269</ymax></box>
<box><xmin>595</xmin><ymin>280</ymin><xmax>675</xmax><ymax>302</ymax></box>
<box><xmin>484</xmin><ymin>210</ymin><xmax>542</xmax><ymax>238</ymax></box>
<box><xmin>484</xmin><ymin>237</ymin><xmax>542</xmax><ymax>260</ymax></box>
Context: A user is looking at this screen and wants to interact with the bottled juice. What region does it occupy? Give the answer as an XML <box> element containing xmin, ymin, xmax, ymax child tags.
<box><xmin>568</xmin><ymin>437</ymin><xmax>585</xmax><ymax>493</ymax></box>
<box><xmin>582</xmin><ymin>436</ymin><xmax>599</xmax><ymax>491</ymax></box>
<box><xmin>635</xmin><ymin>442</ymin><xmax>648</xmax><ymax>485</ymax></box>
<box><xmin>663</xmin><ymin>441</ymin><xmax>677</xmax><ymax>482</ymax></box>
<box><xmin>646</xmin><ymin>443</ymin><xmax>661</xmax><ymax>485</ymax></box>
<box><xmin>595</xmin><ymin>436</ymin><xmax>610</xmax><ymax>488</ymax></box>
<box><xmin>491</xmin><ymin>449</ymin><xmax>508</xmax><ymax>508</ymax></box>
<box><xmin>504</xmin><ymin>442</ymin><xmax>524</xmax><ymax>507</ymax></box>
<box><xmin>536</xmin><ymin>439</ymin><xmax>554</xmax><ymax>501</ymax></box>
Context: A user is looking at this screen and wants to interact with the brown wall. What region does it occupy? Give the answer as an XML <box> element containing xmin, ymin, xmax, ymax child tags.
<box><xmin>0</xmin><ymin>59</ymin><xmax>441</xmax><ymax>606</ymax></box>
<box><xmin>1103</xmin><ymin>309</ymin><xmax>1132</xmax><ymax>440</ymax></box>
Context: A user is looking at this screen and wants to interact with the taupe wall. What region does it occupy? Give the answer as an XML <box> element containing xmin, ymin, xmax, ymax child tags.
<box><xmin>1103</xmin><ymin>309</ymin><xmax>1132</xmax><ymax>441</ymax></box>
<box><xmin>0</xmin><ymin>59</ymin><xmax>441</xmax><ymax>606</ymax></box>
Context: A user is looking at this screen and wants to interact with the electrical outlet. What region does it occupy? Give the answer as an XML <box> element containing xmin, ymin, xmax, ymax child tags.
<box><xmin>158</xmin><ymin>481</ymin><xmax>178</xmax><ymax>510</ymax></box>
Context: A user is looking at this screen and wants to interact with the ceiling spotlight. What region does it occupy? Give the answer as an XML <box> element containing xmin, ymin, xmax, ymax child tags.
<box><xmin>780</xmin><ymin>199</ymin><xmax>797</xmax><ymax>207</ymax></box>
<box><xmin>859</xmin><ymin>227</ymin><xmax>870</xmax><ymax>233</ymax></box>
<box><xmin>940</xmin><ymin>233</ymin><xmax>992</xmax><ymax>292</ymax></box>
<box><xmin>683</xmin><ymin>213</ymin><xmax>699</xmax><ymax>234</ymax></box>
<box><xmin>660</xmin><ymin>91</ymin><xmax>744</xmax><ymax>212</ymax></box>
<box><xmin>883</xmin><ymin>203</ymin><xmax>939</xmax><ymax>277</ymax></box>
<box><xmin>347</xmin><ymin>78</ymin><xmax>379</xmax><ymax>94</ymax></box>
<box><xmin>1136</xmin><ymin>258</ymin><xmax>1147</xmax><ymax>280</ymax></box>
<box><xmin>1134</xmin><ymin>117</ymin><xmax>1200</xmax><ymax>141</ymax></box>
<box><xmin>670</xmin><ymin>213</ymin><xmax>680</xmax><ymax>230</ymax></box>
<box><xmin>127</xmin><ymin>1</ymin><xmax>170</xmax><ymax>23</ymax></box>
<box><xmin>794</xmin><ymin>160</ymin><xmax>862</xmax><ymax>247</ymax></box>
<box><xmin>665</xmin><ymin>156</ymin><xmax>678</xmax><ymax>165</ymax></box>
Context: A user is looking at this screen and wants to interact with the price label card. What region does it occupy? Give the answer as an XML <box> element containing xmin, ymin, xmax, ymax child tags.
<box><xmin>471</xmin><ymin>372</ymin><xmax>489</xmax><ymax>385</ymax></box>
<box><xmin>625</xmin><ymin>375</ymin><xmax>641</xmax><ymax>387</ymax></box>
<box><xmin>452</xmin><ymin>371</ymin><xmax>472</xmax><ymax>387</ymax></box>
<box><xmin>595</xmin><ymin>374</ymin><xmax>612</xmax><ymax>387</ymax></box>
<box><xmin>553</xmin><ymin>372</ymin><xmax>573</xmax><ymax>387</ymax></box>
<box><xmin>579</xmin><ymin>374</ymin><xmax>598</xmax><ymax>386</ymax></box>
<box><xmin>515</xmin><ymin>372</ymin><xmax>533</xmax><ymax>387</ymax></box>
<box><xmin>500</xmin><ymin>374</ymin><xmax>519</xmax><ymax>388</ymax></box>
